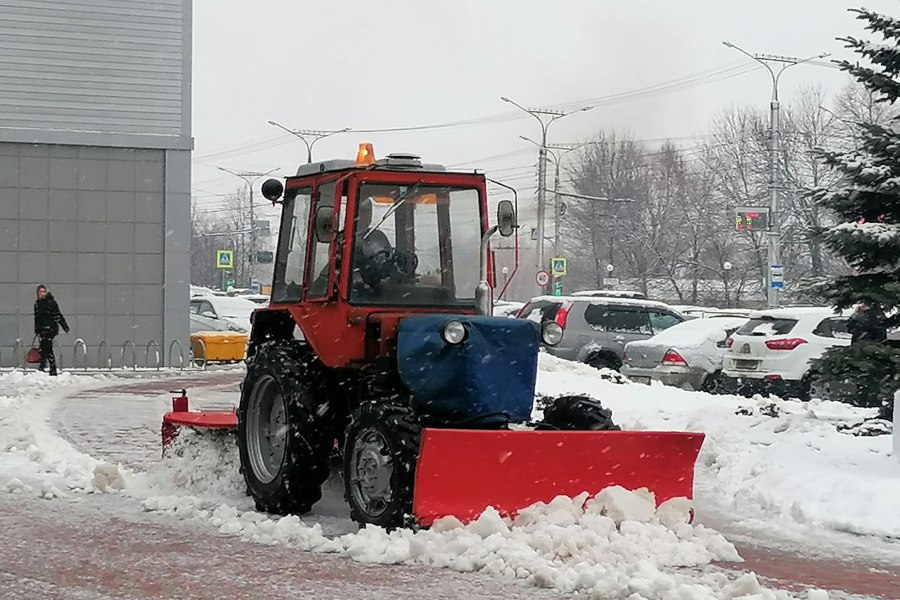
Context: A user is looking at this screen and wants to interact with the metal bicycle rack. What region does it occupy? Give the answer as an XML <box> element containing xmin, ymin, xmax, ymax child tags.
<box><xmin>12</xmin><ymin>339</ymin><xmax>24</xmax><ymax>367</ymax></box>
<box><xmin>168</xmin><ymin>339</ymin><xmax>185</xmax><ymax>370</ymax></box>
<box><xmin>97</xmin><ymin>341</ymin><xmax>113</xmax><ymax>370</ymax></box>
<box><xmin>145</xmin><ymin>340</ymin><xmax>162</xmax><ymax>371</ymax></box>
<box><xmin>121</xmin><ymin>340</ymin><xmax>137</xmax><ymax>372</ymax></box>
<box><xmin>190</xmin><ymin>338</ymin><xmax>208</xmax><ymax>370</ymax></box>
<box><xmin>2</xmin><ymin>337</ymin><xmax>209</xmax><ymax>372</ymax></box>
<box><xmin>73</xmin><ymin>339</ymin><xmax>88</xmax><ymax>371</ymax></box>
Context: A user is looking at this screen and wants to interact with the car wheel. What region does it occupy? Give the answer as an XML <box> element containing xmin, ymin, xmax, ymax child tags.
<box><xmin>700</xmin><ymin>371</ymin><xmax>727</xmax><ymax>395</ymax></box>
<box><xmin>587</xmin><ymin>353</ymin><xmax>620</xmax><ymax>371</ymax></box>
<box><xmin>798</xmin><ymin>373</ymin><xmax>813</xmax><ymax>401</ymax></box>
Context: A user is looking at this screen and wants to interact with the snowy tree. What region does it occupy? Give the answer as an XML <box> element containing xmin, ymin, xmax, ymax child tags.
<box><xmin>813</xmin><ymin>7</ymin><xmax>900</xmax><ymax>322</ymax></box>
<box><xmin>810</xmin><ymin>7</ymin><xmax>900</xmax><ymax>419</ymax></box>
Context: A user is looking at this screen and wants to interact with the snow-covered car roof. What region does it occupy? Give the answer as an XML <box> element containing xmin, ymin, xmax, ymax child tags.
<box><xmin>672</xmin><ymin>305</ymin><xmax>752</xmax><ymax>318</ymax></box>
<box><xmin>633</xmin><ymin>316</ymin><xmax>748</xmax><ymax>348</ymax></box>
<box><xmin>745</xmin><ymin>306</ymin><xmax>852</xmax><ymax>320</ymax></box>
<box><xmin>526</xmin><ymin>295</ymin><xmax>682</xmax><ymax>312</ymax></box>
<box><xmin>570</xmin><ymin>290</ymin><xmax>647</xmax><ymax>299</ymax></box>
<box><xmin>189</xmin><ymin>313</ymin><xmax>246</xmax><ymax>333</ymax></box>
<box><xmin>202</xmin><ymin>295</ymin><xmax>260</xmax><ymax>317</ymax></box>
<box><xmin>237</xmin><ymin>293</ymin><xmax>270</xmax><ymax>305</ymax></box>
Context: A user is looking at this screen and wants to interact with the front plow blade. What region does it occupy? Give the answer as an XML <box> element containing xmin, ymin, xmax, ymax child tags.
<box><xmin>413</xmin><ymin>429</ymin><xmax>704</xmax><ymax>527</ymax></box>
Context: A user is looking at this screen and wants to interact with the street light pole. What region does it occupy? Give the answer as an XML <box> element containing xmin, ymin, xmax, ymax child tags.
<box><xmin>216</xmin><ymin>167</ymin><xmax>277</xmax><ymax>287</ymax></box>
<box><xmin>519</xmin><ymin>137</ymin><xmax>585</xmax><ymax>258</ymax></box>
<box><xmin>501</xmin><ymin>97</ymin><xmax>593</xmax><ymax>274</ymax></box>
<box><xmin>722</xmin><ymin>42</ymin><xmax>829</xmax><ymax>308</ymax></box>
<box><xmin>268</xmin><ymin>121</ymin><xmax>352</xmax><ymax>164</ymax></box>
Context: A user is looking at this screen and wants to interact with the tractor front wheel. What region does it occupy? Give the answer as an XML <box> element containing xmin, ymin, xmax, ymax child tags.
<box><xmin>539</xmin><ymin>395</ymin><xmax>620</xmax><ymax>431</ymax></box>
<box><xmin>238</xmin><ymin>341</ymin><xmax>332</xmax><ymax>515</ymax></box>
<box><xmin>343</xmin><ymin>403</ymin><xmax>420</xmax><ymax>529</ymax></box>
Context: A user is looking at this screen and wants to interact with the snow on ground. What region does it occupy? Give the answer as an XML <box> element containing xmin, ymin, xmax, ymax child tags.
<box><xmin>0</xmin><ymin>366</ymin><xmax>876</xmax><ymax>599</ymax></box>
<box><xmin>536</xmin><ymin>353</ymin><xmax>900</xmax><ymax>541</ymax></box>
<box><xmin>0</xmin><ymin>370</ymin><xmax>109</xmax><ymax>494</ymax></box>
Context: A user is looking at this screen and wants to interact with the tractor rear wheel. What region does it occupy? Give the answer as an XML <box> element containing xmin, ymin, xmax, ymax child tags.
<box><xmin>539</xmin><ymin>395</ymin><xmax>620</xmax><ymax>431</ymax></box>
<box><xmin>343</xmin><ymin>402</ymin><xmax>420</xmax><ymax>529</ymax></box>
<box><xmin>238</xmin><ymin>341</ymin><xmax>332</xmax><ymax>515</ymax></box>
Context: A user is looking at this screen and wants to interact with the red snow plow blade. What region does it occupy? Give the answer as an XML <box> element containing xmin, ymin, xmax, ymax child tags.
<box><xmin>412</xmin><ymin>429</ymin><xmax>705</xmax><ymax>527</ymax></box>
<box><xmin>160</xmin><ymin>390</ymin><xmax>237</xmax><ymax>447</ymax></box>
<box><xmin>161</xmin><ymin>411</ymin><xmax>237</xmax><ymax>445</ymax></box>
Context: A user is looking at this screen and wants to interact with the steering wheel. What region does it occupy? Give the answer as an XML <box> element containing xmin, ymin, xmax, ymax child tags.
<box><xmin>360</xmin><ymin>248</ymin><xmax>419</xmax><ymax>287</ymax></box>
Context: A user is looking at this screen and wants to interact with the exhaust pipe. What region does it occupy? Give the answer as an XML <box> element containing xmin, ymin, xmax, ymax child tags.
<box><xmin>475</xmin><ymin>225</ymin><xmax>499</xmax><ymax>316</ymax></box>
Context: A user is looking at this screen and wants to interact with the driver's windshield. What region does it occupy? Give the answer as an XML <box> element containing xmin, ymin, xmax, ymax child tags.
<box><xmin>349</xmin><ymin>183</ymin><xmax>481</xmax><ymax>306</ymax></box>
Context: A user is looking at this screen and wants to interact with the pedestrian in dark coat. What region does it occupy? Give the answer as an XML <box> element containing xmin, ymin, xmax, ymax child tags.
<box><xmin>33</xmin><ymin>284</ymin><xmax>69</xmax><ymax>376</ymax></box>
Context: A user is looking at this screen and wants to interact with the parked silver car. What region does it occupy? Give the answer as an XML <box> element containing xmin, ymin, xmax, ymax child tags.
<box><xmin>621</xmin><ymin>316</ymin><xmax>747</xmax><ymax>391</ymax></box>
<box><xmin>516</xmin><ymin>295</ymin><xmax>686</xmax><ymax>370</ymax></box>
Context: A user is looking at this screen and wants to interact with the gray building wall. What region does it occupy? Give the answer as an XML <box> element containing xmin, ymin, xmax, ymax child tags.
<box><xmin>0</xmin><ymin>0</ymin><xmax>192</xmax><ymax>368</ymax></box>
<box><xmin>0</xmin><ymin>0</ymin><xmax>190</xmax><ymax>144</ymax></box>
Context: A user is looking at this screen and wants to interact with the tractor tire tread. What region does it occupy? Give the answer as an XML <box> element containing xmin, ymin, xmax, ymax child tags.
<box><xmin>343</xmin><ymin>402</ymin><xmax>420</xmax><ymax>530</ymax></box>
<box><xmin>539</xmin><ymin>394</ymin><xmax>620</xmax><ymax>431</ymax></box>
<box><xmin>238</xmin><ymin>340</ymin><xmax>333</xmax><ymax>516</ymax></box>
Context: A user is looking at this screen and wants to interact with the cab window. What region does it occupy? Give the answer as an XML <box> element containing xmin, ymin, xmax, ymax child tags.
<box><xmin>308</xmin><ymin>182</ymin><xmax>337</xmax><ymax>299</ymax></box>
<box><xmin>272</xmin><ymin>187</ymin><xmax>311</xmax><ymax>303</ymax></box>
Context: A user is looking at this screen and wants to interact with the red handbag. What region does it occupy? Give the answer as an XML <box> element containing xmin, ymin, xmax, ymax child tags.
<box><xmin>25</xmin><ymin>337</ymin><xmax>41</xmax><ymax>364</ymax></box>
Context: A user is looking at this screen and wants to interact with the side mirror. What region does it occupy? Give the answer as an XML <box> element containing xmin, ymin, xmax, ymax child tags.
<box><xmin>314</xmin><ymin>206</ymin><xmax>336</xmax><ymax>243</ymax></box>
<box><xmin>261</xmin><ymin>179</ymin><xmax>284</xmax><ymax>202</ymax></box>
<box><xmin>497</xmin><ymin>200</ymin><xmax>517</xmax><ymax>237</ymax></box>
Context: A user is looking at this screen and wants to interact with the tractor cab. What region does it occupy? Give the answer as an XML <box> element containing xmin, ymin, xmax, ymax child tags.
<box><xmin>253</xmin><ymin>144</ymin><xmax>519</xmax><ymax>368</ymax></box>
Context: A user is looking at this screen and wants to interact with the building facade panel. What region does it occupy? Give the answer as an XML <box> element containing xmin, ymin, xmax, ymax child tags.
<box><xmin>0</xmin><ymin>0</ymin><xmax>188</xmax><ymax>140</ymax></box>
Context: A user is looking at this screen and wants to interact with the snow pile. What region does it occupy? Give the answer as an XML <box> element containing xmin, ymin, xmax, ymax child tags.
<box><xmin>127</xmin><ymin>428</ymin><xmax>247</xmax><ymax>505</ymax></box>
<box><xmin>142</xmin><ymin>487</ymin><xmax>790</xmax><ymax>600</ymax></box>
<box><xmin>0</xmin><ymin>371</ymin><xmax>106</xmax><ymax>491</ymax></box>
<box><xmin>538</xmin><ymin>353</ymin><xmax>900</xmax><ymax>539</ymax></box>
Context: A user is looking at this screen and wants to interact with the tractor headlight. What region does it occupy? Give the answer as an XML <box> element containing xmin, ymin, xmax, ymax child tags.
<box><xmin>441</xmin><ymin>320</ymin><xmax>467</xmax><ymax>345</ymax></box>
<box><xmin>541</xmin><ymin>322</ymin><xmax>564</xmax><ymax>346</ymax></box>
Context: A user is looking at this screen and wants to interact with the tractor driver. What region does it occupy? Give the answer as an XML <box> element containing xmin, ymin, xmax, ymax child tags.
<box><xmin>311</xmin><ymin>196</ymin><xmax>395</xmax><ymax>296</ymax></box>
<box><xmin>351</xmin><ymin>195</ymin><xmax>420</xmax><ymax>294</ymax></box>
<box><xmin>353</xmin><ymin>196</ymin><xmax>393</xmax><ymax>267</ymax></box>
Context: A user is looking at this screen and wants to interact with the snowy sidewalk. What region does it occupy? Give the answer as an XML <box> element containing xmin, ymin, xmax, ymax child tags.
<box><xmin>3</xmin><ymin>368</ymin><xmax>899</xmax><ymax>599</ymax></box>
<box><xmin>0</xmin><ymin>492</ymin><xmax>569</xmax><ymax>600</ymax></box>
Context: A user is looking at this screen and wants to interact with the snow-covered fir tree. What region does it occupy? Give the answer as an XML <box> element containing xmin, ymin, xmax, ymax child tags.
<box><xmin>811</xmin><ymin>7</ymin><xmax>900</xmax><ymax>419</ymax></box>
<box><xmin>815</xmin><ymin>8</ymin><xmax>900</xmax><ymax>317</ymax></box>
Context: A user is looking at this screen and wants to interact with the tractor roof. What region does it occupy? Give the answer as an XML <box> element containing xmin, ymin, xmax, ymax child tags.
<box><xmin>294</xmin><ymin>153</ymin><xmax>451</xmax><ymax>178</ymax></box>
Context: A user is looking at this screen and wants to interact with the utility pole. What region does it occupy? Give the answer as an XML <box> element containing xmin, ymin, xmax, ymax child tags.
<box><xmin>723</xmin><ymin>42</ymin><xmax>829</xmax><ymax>308</ymax></box>
<box><xmin>216</xmin><ymin>167</ymin><xmax>277</xmax><ymax>287</ymax></box>
<box><xmin>501</xmin><ymin>97</ymin><xmax>593</xmax><ymax>274</ymax></box>
<box><xmin>519</xmin><ymin>138</ymin><xmax>585</xmax><ymax>286</ymax></box>
<box><xmin>268</xmin><ymin>121</ymin><xmax>351</xmax><ymax>164</ymax></box>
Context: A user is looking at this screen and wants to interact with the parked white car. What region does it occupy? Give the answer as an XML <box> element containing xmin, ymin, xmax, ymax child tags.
<box><xmin>722</xmin><ymin>307</ymin><xmax>852</xmax><ymax>399</ymax></box>
<box><xmin>190</xmin><ymin>295</ymin><xmax>259</xmax><ymax>333</ymax></box>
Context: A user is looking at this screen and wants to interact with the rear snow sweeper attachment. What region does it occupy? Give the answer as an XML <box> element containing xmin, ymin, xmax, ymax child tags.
<box><xmin>161</xmin><ymin>145</ymin><xmax>705</xmax><ymax>528</ymax></box>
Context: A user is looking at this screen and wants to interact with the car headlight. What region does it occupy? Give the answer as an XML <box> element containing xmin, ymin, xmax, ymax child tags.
<box><xmin>441</xmin><ymin>320</ymin><xmax>467</xmax><ymax>344</ymax></box>
<box><xmin>541</xmin><ymin>321</ymin><xmax>563</xmax><ymax>346</ymax></box>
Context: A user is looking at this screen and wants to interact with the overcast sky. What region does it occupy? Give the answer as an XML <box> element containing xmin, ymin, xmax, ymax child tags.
<box><xmin>191</xmin><ymin>0</ymin><xmax>899</xmax><ymax>217</ymax></box>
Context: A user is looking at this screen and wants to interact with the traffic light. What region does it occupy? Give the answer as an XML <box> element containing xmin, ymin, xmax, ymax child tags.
<box><xmin>553</xmin><ymin>281</ymin><xmax>563</xmax><ymax>297</ymax></box>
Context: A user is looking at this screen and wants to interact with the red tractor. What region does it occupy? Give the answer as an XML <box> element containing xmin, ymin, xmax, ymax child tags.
<box><xmin>163</xmin><ymin>145</ymin><xmax>704</xmax><ymax>529</ymax></box>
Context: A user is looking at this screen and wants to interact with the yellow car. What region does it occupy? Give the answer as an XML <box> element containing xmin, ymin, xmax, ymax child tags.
<box><xmin>189</xmin><ymin>313</ymin><xmax>248</xmax><ymax>363</ymax></box>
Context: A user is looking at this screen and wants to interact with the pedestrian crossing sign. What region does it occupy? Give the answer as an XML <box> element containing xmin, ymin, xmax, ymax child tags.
<box><xmin>551</xmin><ymin>257</ymin><xmax>567</xmax><ymax>276</ymax></box>
<box><xmin>216</xmin><ymin>250</ymin><xmax>234</xmax><ymax>269</ymax></box>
